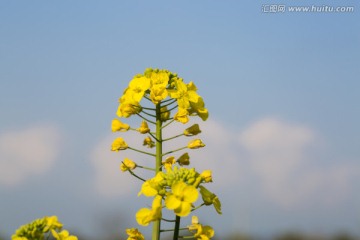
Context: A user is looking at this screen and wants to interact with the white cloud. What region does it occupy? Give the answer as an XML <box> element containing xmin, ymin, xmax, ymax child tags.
<box><xmin>0</xmin><ymin>125</ymin><xmax>62</xmax><ymax>186</ymax></box>
<box><xmin>238</xmin><ymin>118</ymin><xmax>358</xmax><ymax>208</ymax></box>
<box><xmin>90</xmin><ymin>134</ymin><xmax>141</xmax><ymax>198</ymax></box>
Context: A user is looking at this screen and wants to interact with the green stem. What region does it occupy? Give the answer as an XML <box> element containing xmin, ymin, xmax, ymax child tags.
<box><xmin>128</xmin><ymin>147</ymin><xmax>156</xmax><ymax>157</ymax></box>
<box><xmin>191</xmin><ymin>203</ymin><xmax>206</xmax><ymax>212</ymax></box>
<box><xmin>152</xmin><ymin>103</ymin><xmax>163</xmax><ymax>240</ymax></box>
<box><xmin>136</xmin><ymin>113</ymin><xmax>156</xmax><ymax>125</ymax></box>
<box><xmin>161</xmin><ymin>119</ymin><xmax>175</xmax><ymax>129</ymax></box>
<box><xmin>162</xmin><ymin>146</ymin><xmax>187</xmax><ymax>156</ymax></box>
<box><xmin>137</xmin><ymin>165</ymin><xmax>156</xmax><ymax>171</ymax></box>
<box><xmin>127</xmin><ymin>168</ymin><xmax>146</xmax><ymax>182</ymax></box>
<box><xmin>161</xmin><ymin>227</ymin><xmax>187</xmax><ymax>232</ymax></box>
<box><xmin>163</xmin><ymin>133</ymin><xmax>184</xmax><ymax>142</ymax></box>
<box><xmin>173</xmin><ymin>216</ymin><xmax>181</xmax><ymax>240</ymax></box>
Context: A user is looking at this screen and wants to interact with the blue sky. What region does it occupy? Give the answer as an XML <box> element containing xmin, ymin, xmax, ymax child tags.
<box><xmin>1</xmin><ymin>0</ymin><xmax>359</xmax><ymax>238</ymax></box>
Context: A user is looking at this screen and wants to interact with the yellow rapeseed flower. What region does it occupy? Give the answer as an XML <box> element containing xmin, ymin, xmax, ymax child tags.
<box><xmin>174</xmin><ymin>108</ymin><xmax>189</xmax><ymax>124</ymax></box>
<box><xmin>136</xmin><ymin>195</ymin><xmax>162</xmax><ymax>226</ymax></box>
<box><xmin>137</xmin><ymin>120</ymin><xmax>150</xmax><ymax>134</ymax></box>
<box><xmin>111</xmin><ymin>137</ymin><xmax>128</xmax><ymax>151</ymax></box>
<box><xmin>138</xmin><ymin>172</ymin><xmax>165</xmax><ymax>197</ymax></box>
<box><xmin>111</xmin><ymin>119</ymin><xmax>130</xmax><ymax>132</ymax></box>
<box><xmin>165</xmin><ymin>181</ymin><xmax>198</xmax><ymax>217</ymax></box>
<box><xmin>120</xmin><ymin>158</ymin><xmax>137</xmax><ymax>172</ymax></box>
<box><xmin>187</xmin><ymin>139</ymin><xmax>205</xmax><ymax>149</ymax></box>
<box><xmin>188</xmin><ymin>216</ymin><xmax>215</xmax><ymax>240</ymax></box>
<box><xmin>51</xmin><ymin>230</ymin><xmax>78</xmax><ymax>240</ymax></box>
<box><xmin>128</xmin><ymin>76</ymin><xmax>150</xmax><ymax>102</ymax></box>
<box><xmin>168</xmin><ymin>79</ymin><xmax>200</xmax><ymax>109</ymax></box>
<box><xmin>162</xmin><ymin>156</ymin><xmax>176</xmax><ymax>170</ymax></box>
<box><xmin>189</xmin><ymin>97</ymin><xmax>208</xmax><ymax>121</ymax></box>
<box><xmin>200</xmin><ymin>170</ymin><xmax>212</xmax><ymax>182</ymax></box>
<box><xmin>143</xmin><ymin>136</ymin><xmax>155</xmax><ymax>148</ymax></box>
<box><xmin>184</xmin><ymin>124</ymin><xmax>201</xmax><ymax>136</ymax></box>
<box><xmin>150</xmin><ymin>85</ymin><xmax>168</xmax><ymax>104</ymax></box>
<box><xmin>126</xmin><ymin>228</ymin><xmax>145</xmax><ymax>240</ymax></box>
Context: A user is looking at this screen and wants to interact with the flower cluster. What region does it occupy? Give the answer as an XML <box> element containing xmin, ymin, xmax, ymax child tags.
<box><xmin>116</xmin><ymin>68</ymin><xmax>208</xmax><ymax>124</ymax></box>
<box><xmin>12</xmin><ymin>216</ymin><xmax>77</xmax><ymax>240</ymax></box>
<box><xmin>111</xmin><ymin>68</ymin><xmax>220</xmax><ymax>240</ymax></box>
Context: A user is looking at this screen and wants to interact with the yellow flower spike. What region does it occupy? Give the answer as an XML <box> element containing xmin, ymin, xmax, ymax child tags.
<box><xmin>165</xmin><ymin>181</ymin><xmax>198</xmax><ymax>217</ymax></box>
<box><xmin>187</xmin><ymin>139</ymin><xmax>205</xmax><ymax>149</ymax></box>
<box><xmin>120</xmin><ymin>158</ymin><xmax>137</xmax><ymax>172</ymax></box>
<box><xmin>162</xmin><ymin>156</ymin><xmax>176</xmax><ymax>170</ymax></box>
<box><xmin>136</xmin><ymin>195</ymin><xmax>162</xmax><ymax>226</ymax></box>
<box><xmin>111</xmin><ymin>119</ymin><xmax>130</xmax><ymax>132</ymax></box>
<box><xmin>177</xmin><ymin>152</ymin><xmax>190</xmax><ymax>166</ymax></box>
<box><xmin>160</xmin><ymin>106</ymin><xmax>170</xmax><ymax>122</ymax></box>
<box><xmin>174</xmin><ymin>108</ymin><xmax>189</xmax><ymax>124</ymax></box>
<box><xmin>137</xmin><ymin>120</ymin><xmax>150</xmax><ymax>134</ymax></box>
<box><xmin>199</xmin><ymin>186</ymin><xmax>222</xmax><ymax>214</ymax></box>
<box><xmin>126</xmin><ymin>228</ymin><xmax>145</xmax><ymax>240</ymax></box>
<box><xmin>149</xmin><ymin>70</ymin><xmax>170</xmax><ymax>87</ymax></box>
<box><xmin>184</xmin><ymin>124</ymin><xmax>201</xmax><ymax>136</ymax></box>
<box><xmin>200</xmin><ymin>170</ymin><xmax>212</xmax><ymax>182</ymax></box>
<box><xmin>111</xmin><ymin>137</ymin><xmax>128</xmax><ymax>151</ymax></box>
<box><xmin>143</xmin><ymin>136</ymin><xmax>155</xmax><ymax>148</ymax></box>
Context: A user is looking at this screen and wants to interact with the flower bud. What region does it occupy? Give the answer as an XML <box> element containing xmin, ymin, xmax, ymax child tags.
<box><xmin>111</xmin><ymin>137</ymin><xmax>128</xmax><ymax>151</ymax></box>
<box><xmin>137</xmin><ymin>121</ymin><xmax>150</xmax><ymax>134</ymax></box>
<box><xmin>184</xmin><ymin>124</ymin><xmax>201</xmax><ymax>136</ymax></box>
<box><xmin>111</xmin><ymin>119</ymin><xmax>130</xmax><ymax>132</ymax></box>
<box><xmin>187</xmin><ymin>139</ymin><xmax>205</xmax><ymax>149</ymax></box>
<box><xmin>177</xmin><ymin>153</ymin><xmax>190</xmax><ymax>166</ymax></box>
<box><xmin>160</xmin><ymin>106</ymin><xmax>170</xmax><ymax>122</ymax></box>
<box><xmin>120</xmin><ymin>158</ymin><xmax>137</xmax><ymax>172</ymax></box>
<box><xmin>143</xmin><ymin>136</ymin><xmax>155</xmax><ymax>148</ymax></box>
<box><xmin>200</xmin><ymin>170</ymin><xmax>212</xmax><ymax>183</ymax></box>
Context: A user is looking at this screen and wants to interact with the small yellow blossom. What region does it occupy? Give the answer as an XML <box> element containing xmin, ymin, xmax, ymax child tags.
<box><xmin>143</xmin><ymin>136</ymin><xmax>155</xmax><ymax>148</ymax></box>
<box><xmin>136</xmin><ymin>195</ymin><xmax>162</xmax><ymax>226</ymax></box>
<box><xmin>150</xmin><ymin>85</ymin><xmax>168</xmax><ymax>104</ymax></box>
<box><xmin>188</xmin><ymin>216</ymin><xmax>215</xmax><ymax>240</ymax></box>
<box><xmin>162</xmin><ymin>156</ymin><xmax>176</xmax><ymax>170</ymax></box>
<box><xmin>138</xmin><ymin>172</ymin><xmax>165</xmax><ymax>197</ymax></box>
<box><xmin>189</xmin><ymin>97</ymin><xmax>208</xmax><ymax>121</ymax></box>
<box><xmin>120</xmin><ymin>158</ymin><xmax>137</xmax><ymax>172</ymax></box>
<box><xmin>177</xmin><ymin>152</ymin><xmax>190</xmax><ymax>166</ymax></box>
<box><xmin>126</xmin><ymin>228</ymin><xmax>145</xmax><ymax>240</ymax></box>
<box><xmin>44</xmin><ymin>216</ymin><xmax>63</xmax><ymax>232</ymax></box>
<box><xmin>174</xmin><ymin>108</ymin><xmax>189</xmax><ymax>124</ymax></box>
<box><xmin>187</xmin><ymin>139</ymin><xmax>205</xmax><ymax>149</ymax></box>
<box><xmin>51</xmin><ymin>230</ymin><xmax>78</xmax><ymax>240</ymax></box>
<box><xmin>200</xmin><ymin>170</ymin><xmax>212</xmax><ymax>183</ymax></box>
<box><xmin>128</xmin><ymin>76</ymin><xmax>151</xmax><ymax>102</ymax></box>
<box><xmin>111</xmin><ymin>137</ymin><xmax>128</xmax><ymax>151</ymax></box>
<box><xmin>165</xmin><ymin>181</ymin><xmax>198</xmax><ymax>217</ymax></box>
<box><xmin>199</xmin><ymin>186</ymin><xmax>222</xmax><ymax>214</ymax></box>
<box><xmin>137</xmin><ymin>120</ymin><xmax>150</xmax><ymax>134</ymax></box>
<box><xmin>111</xmin><ymin>119</ymin><xmax>130</xmax><ymax>132</ymax></box>
<box><xmin>184</xmin><ymin>124</ymin><xmax>201</xmax><ymax>136</ymax></box>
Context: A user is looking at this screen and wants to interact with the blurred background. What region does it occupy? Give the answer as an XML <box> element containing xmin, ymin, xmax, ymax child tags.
<box><xmin>0</xmin><ymin>0</ymin><xmax>359</xmax><ymax>239</ymax></box>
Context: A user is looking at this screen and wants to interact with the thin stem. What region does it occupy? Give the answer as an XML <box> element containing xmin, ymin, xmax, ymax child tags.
<box><xmin>127</xmin><ymin>168</ymin><xmax>146</xmax><ymax>182</ymax></box>
<box><xmin>161</xmin><ymin>98</ymin><xmax>175</xmax><ymax>104</ymax></box>
<box><xmin>136</xmin><ymin>113</ymin><xmax>156</xmax><ymax>125</ymax></box>
<box><xmin>161</xmin><ymin>119</ymin><xmax>175</xmax><ymax>129</ymax></box>
<box><xmin>173</xmin><ymin>216</ymin><xmax>181</xmax><ymax>240</ymax></box>
<box><xmin>161</xmin><ymin>227</ymin><xmax>188</xmax><ymax>232</ymax></box>
<box><xmin>128</xmin><ymin>147</ymin><xmax>156</xmax><ymax>157</ymax></box>
<box><xmin>178</xmin><ymin>236</ymin><xmax>195</xmax><ymax>239</ymax></box>
<box><xmin>161</xmin><ymin>218</ymin><xmax>176</xmax><ymax>222</ymax></box>
<box><xmin>162</xmin><ymin>146</ymin><xmax>187</xmax><ymax>156</ymax></box>
<box><xmin>137</xmin><ymin>165</ymin><xmax>156</xmax><ymax>171</ymax></box>
<box><xmin>167</xmin><ymin>104</ymin><xmax>178</xmax><ymax>113</ymax></box>
<box><xmin>141</xmin><ymin>109</ymin><xmax>157</xmax><ymax>118</ymax></box>
<box><xmin>191</xmin><ymin>203</ymin><xmax>206</xmax><ymax>212</ymax></box>
<box><xmin>162</xmin><ymin>99</ymin><xmax>177</xmax><ymax>108</ymax></box>
<box><xmin>149</xmin><ymin>132</ymin><xmax>160</xmax><ymax>142</ymax></box>
<box><xmin>163</xmin><ymin>133</ymin><xmax>184</xmax><ymax>142</ymax></box>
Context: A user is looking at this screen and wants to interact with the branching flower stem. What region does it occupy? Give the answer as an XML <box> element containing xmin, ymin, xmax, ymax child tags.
<box><xmin>162</xmin><ymin>146</ymin><xmax>187</xmax><ymax>156</ymax></box>
<box><xmin>137</xmin><ymin>165</ymin><xmax>156</xmax><ymax>171</ymax></box>
<box><xmin>136</xmin><ymin>113</ymin><xmax>156</xmax><ymax>125</ymax></box>
<box><xmin>161</xmin><ymin>119</ymin><xmax>175</xmax><ymax>129</ymax></box>
<box><xmin>163</xmin><ymin>133</ymin><xmax>185</xmax><ymax>142</ymax></box>
<box><xmin>128</xmin><ymin>147</ymin><xmax>156</xmax><ymax>157</ymax></box>
<box><xmin>173</xmin><ymin>216</ymin><xmax>181</xmax><ymax>240</ymax></box>
<box><xmin>127</xmin><ymin>168</ymin><xmax>146</xmax><ymax>182</ymax></box>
